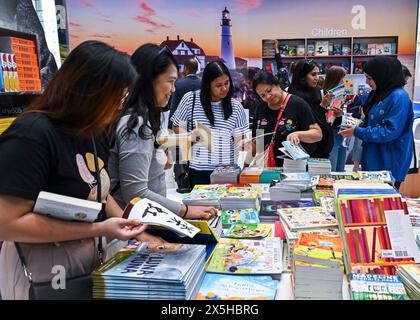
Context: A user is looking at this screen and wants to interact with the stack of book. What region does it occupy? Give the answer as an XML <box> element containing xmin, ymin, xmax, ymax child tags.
<box><xmin>239</xmin><ymin>167</ymin><xmax>263</xmax><ymax>184</ymax></box>
<box><xmin>353</xmin><ymin>170</ymin><xmax>395</xmax><ymax>185</ymax></box>
<box><xmin>247</xmin><ymin>183</ymin><xmax>271</xmax><ymax>200</ymax></box>
<box><xmin>292</xmin><ymin>233</ymin><xmax>344</xmax><ymax>300</ymax></box>
<box><xmin>92</xmin><ymin>243</ymin><xmax>206</xmax><ymax>300</ymax></box>
<box><xmin>182</xmin><ymin>189</ymin><xmax>220</xmax><ymax>207</ymax></box>
<box><xmin>350</xmin><ymin>273</ymin><xmax>409</xmax><ymax>300</ymax></box>
<box><xmin>269</xmin><ymin>183</ymin><xmax>301</xmax><ymax>201</ymax></box>
<box><xmin>221</xmin><ymin>208</ymin><xmax>260</xmax><ymax>227</ymax></box>
<box><xmin>223</xmin><ymin>223</ymin><xmax>273</xmax><ymax>239</ymax></box>
<box><xmin>405</xmin><ymin>198</ymin><xmax>420</xmax><ymax>249</ymax></box>
<box><xmin>259</xmin><ymin>200</ymin><xmax>316</xmax><ymax>223</ymax></box>
<box><xmin>206</xmin><ymin>238</ymin><xmax>283</xmax><ymax>275</ymax></box>
<box><xmin>196</xmin><ymin>274</ymin><xmax>278</xmax><ymax>300</ymax></box>
<box><xmin>397</xmin><ymin>264</ymin><xmax>420</xmax><ymax>300</ymax></box>
<box><xmin>283</xmin><ymin>158</ymin><xmax>307</xmax><ymax>173</ymax></box>
<box><xmin>313</xmin><ymin>189</ymin><xmax>335</xmax><ymax>205</ymax></box>
<box><xmin>210</xmin><ymin>165</ymin><xmax>241</xmax><ymax>184</ymax></box>
<box><xmin>259</xmin><ymin>167</ymin><xmax>282</xmax><ymax>183</ymax></box>
<box><xmin>219</xmin><ymin>186</ymin><xmax>261</xmax><ymax>210</ymax></box>
<box><xmin>307</xmin><ymin>158</ymin><xmax>331</xmax><ymax>175</ymax></box>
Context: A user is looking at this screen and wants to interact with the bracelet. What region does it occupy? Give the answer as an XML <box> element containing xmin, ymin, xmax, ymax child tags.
<box><xmin>181</xmin><ymin>204</ymin><xmax>189</xmax><ymax>219</ymax></box>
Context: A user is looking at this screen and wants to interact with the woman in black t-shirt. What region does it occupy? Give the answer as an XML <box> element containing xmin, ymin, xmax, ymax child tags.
<box><xmin>246</xmin><ymin>71</ymin><xmax>322</xmax><ymax>167</ymax></box>
<box><xmin>0</xmin><ymin>41</ymin><xmax>148</xmax><ymax>299</ymax></box>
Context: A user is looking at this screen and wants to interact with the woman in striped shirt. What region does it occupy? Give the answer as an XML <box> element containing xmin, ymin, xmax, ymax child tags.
<box><xmin>171</xmin><ymin>61</ymin><xmax>249</xmax><ymax>187</ymax></box>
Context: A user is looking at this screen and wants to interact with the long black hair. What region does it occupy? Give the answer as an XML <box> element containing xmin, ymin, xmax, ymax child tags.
<box><xmin>200</xmin><ymin>61</ymin><xmax>233</xmax><ymax>126</ymax></box>
<box><xmin>288</xmin><ymin>59</ymin><xmax>322</xmax><ymax>108</ymax></box>
<box><xmin>122</xmin><ymin>43</ymin><xmax>178</xmax><ymax>141</ymax></box>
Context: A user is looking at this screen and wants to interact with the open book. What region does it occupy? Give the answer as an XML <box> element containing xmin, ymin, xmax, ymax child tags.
<box><xmin>279</xmin><ymin>141</ymin><xmax>310</xmax><ymax>160</ymax></box>
<box><xmin>33</xmin><ymin>191</ymin><xmax>102</xmax><ymax>222</ymax></box>
<box><xmin>123</xmin><ymin>198</ymin><xmax>200</xmax><ymax>238</ymax></box>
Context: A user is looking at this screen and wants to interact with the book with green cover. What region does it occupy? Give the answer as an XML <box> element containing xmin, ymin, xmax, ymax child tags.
<box><xmin>224</xmin><ymin>223</ymin><xmax>272</xmax><ymax>238</ymax></box>
<box><xmin>350</xmin><ymin>273</ymin><xmax>409</xmax><ymax>300</ymax></box>
<box><xmin>221</xmin><ymin>208</ymin><xmax>260</xmax><ymax>227</ymax></box>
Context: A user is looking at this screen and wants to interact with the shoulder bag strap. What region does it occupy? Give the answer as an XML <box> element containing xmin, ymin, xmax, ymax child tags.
<box><xmin>266</xmin><ymin>93</ymin><xmax>291</xmax><ymax>150</ymax></box>
<box><xmin>188</xmin><ymin>91</ymin><xmax>196</xmax><ymax>131</ymax></box>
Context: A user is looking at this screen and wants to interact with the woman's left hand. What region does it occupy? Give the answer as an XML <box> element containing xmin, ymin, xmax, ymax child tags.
<box><xmin>186</xmin><ymin>206</ymin><xmax>218</xmax><ymax>220</ymax></box>
<box><xmin>339</xmin><ymin>124</ymin><xmax>356</xmax><ymax>138</ymax></box>
<box><xmin>286</xmin><ymin>132</ymin><xmax>300</xmax><ymax>145</ymax></box>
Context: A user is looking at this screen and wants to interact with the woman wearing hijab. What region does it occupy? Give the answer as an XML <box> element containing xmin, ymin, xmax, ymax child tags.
<box><xmin>339</xmin><ymin>57</ymin><xmax>414</xmax><ymax>188</ymax></box>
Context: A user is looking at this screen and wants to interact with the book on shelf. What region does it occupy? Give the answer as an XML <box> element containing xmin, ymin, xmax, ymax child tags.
<box><xmin>342</xmin><ymin>44</ymin><xmax>351</xmax><ymax>55</ymax></box>
<box><xmin>332</xmin><ymin>43</ymin><xmax>342</xmax><ymax>55</ymax></box>
<box><xmin>307</xmin><ymin>44</ymin><xmax>315</xmax><ymax>56</ymax></box>
<box><xmin>287</xmin><ymin>46</ymin><xmax>297</xmax><ymax>56</ymax></box>
<box><xmin>196</xmin><ymin>274</ymin><xmax>278</xmax><ymax>300</ymax></box>
<box><xmin>367</xmin><ymin>43</ymin><xmax>377</xmax><ymax>55</ymax></box>
<box><xmin>279</xmin><ymin>141</ymin><xmax>310</xmax><ymax>160</ymax></box>
<box><xmin>391</xmin><ymin>43</ymin><xmax>397</xmax><ymax>54</ymax></box>
<box><xmin>221</xmin><ymin>208</ymin><xmax>260</xmax><ymax>227</ymax></box>
<box><xmin>350</xmin><ymin>273</ymin><xmax>409</xmax><ymax>300</ymax></box>
<box><xmin>123</xmin><ymin>197</ymin><xmax>200</xmax><ymax>238</ymax></box>
<box><xmin>279</xmin><ymin>44</ymin><xmax>288</xmax><ymax>57</ymax></box>
<box><xmin>278</xmin><ymin>206</ymin><xmax>337</xmax><ymax>231</ymax></box>
<box><xmin>206</xmin><ymin>238</ymin><xmax>283</xmax><ymax>274</ymax></box>
<box><xmin>353</xmin><ymin>43</ymin><xmax>368</xmax><ymax>55</ymax></box>
<box><xmin>315</xmin><ymin>41</ymin><xmax>329</xmax><ymax>56</ymax></box>
<box><xmin>33</xmin><ymin>191</ymin><xmax>102</xmax><ymax>222</ymax></box>
<box><xmin>375</xmin><ymin>43</ymin><xmax>384</xmax><ymax>55</ymax></box>
<box><xmin>383</xmin><ymin>43</ymin><xmax>392</xmax><ymax>54</ymax></box>
<box><xmin>296</xmin><ymin>44</ymin><xmax>305</xmax><ymax>56</ymax></box>
<box><xmin>328</xmin><ymin>43</ymin><xmax>334</xmax><ymax>55</ymax></box>
<box><xmin>353</xmin><ymin>61</ymin><xmax>366</xmax><ymax>74</ymax></box>
<box><xmin>223</xmin><ymin>223</ymin><xmax>273</xmax><ymax>239</ymax></box>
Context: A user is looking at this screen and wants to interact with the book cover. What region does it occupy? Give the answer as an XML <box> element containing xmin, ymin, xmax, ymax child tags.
<box><xmin>307</xmin><ymin>44</ymin><xmax>315</xmax><ymax>56</ymax></box>
<box><xmin>287</xmin><ymin>46</ymin><xmax>297</xmax><ymax>56</ymax></box>
<box><xmin>367</xmin><ymin>43</ymin><xmax>377</xmax><ymax>55</ymax></box>
<box><xmin>123</xmin><ymin>198</ymin><xmax>200</xmax><ymax>238</ymax></box>
<box><xmin>359</xmin><ymin>43</ymin><xmax>368</xmax><ymax>55</ymax></box>
<box><xmin>279</xmin><ymin>44</ymin><xmax>288</xmax><ymax>56</ymax></box>
<box><xmin>315</xmin><ymin>41</ymin><xmax>329</xmax><ymax>56</ymax></box>
<box><xmin>344</xmin><ymin>79</ymin><xmax>354</xmax><ymax>95</ymax></box>
<box><xmin>376</xmin><ymin>43</ymin><xmax>384</xmax><ymax>55</ymax></box>
<box><xmin>353</xmin><ymin>43</ymin><xmax>362</xmax><ymax>55</ymax></box>
<box><xmin>280</xmin><ymin>141</ymin><xmax>310</xmax><ymax>160</ymax></box>
<box><xmin>260</xmin><ymin>200</ymin><xmax>315</xmax><ymax>216</ymax></box>
<box><xmin>33</xmin><ymin>191</ymin><xmax>102</xmax><ymax>222</ymax></box>
<box><xmin>383</xmin><ymin>43</ymin><xmax>392</xmax><ymax>54</ymax></box>
<box><xmin>196</xmin><ymin>274</ymin><xmax>278</xmax><ymax>300</ymax></box>
<box><xmin>332</xmin><ymin>43</ymin><xmax>342</xmax><ymax>55</ymax></box>
<box><xmin>356</xmin><ymin>170</ymin><xmax>394</xmax><ymax>184</ymax></box>
<box><xmin>350</xmin><ymin>273</ymin><xmax>409</xmax><ymax>300</ymax></box>
<box><xmin>221</xmin><ymin>208</ymin><xmax>260</xmax><ymax>227</ymax></box>
<box><xmin>342</xmin><ymin>45</ymin><xmax>351</xmax><ymax>55</ymax></box>
<box><xmin>278</xmin><ymin>206</ymin><xmax>337</xmax><ymax>231</ymax></box>
<box><xmin>296</xmin><ymin>44</ymin><xmax>305</xmax><ymax>56</ymax></box>
<box><xmin>224</xmin><ymin>223</ymin><xmax>272</xmax><ymax>238</ymax></box>
<box><xmin>206</xmin><ymin>238</ymin><xmax>283</xmax><ymax>274</ymax></box>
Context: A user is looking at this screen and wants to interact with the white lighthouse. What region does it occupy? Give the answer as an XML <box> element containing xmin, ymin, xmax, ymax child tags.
<box><xmin>220</xmin><ymin>7</ymin><xmax>235</xmax><ymax>70</ymax></box>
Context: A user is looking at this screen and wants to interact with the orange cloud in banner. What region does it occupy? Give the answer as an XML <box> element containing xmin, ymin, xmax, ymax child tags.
<box><xmin>134</xmin><ymin>1</ymin><xmax>174</xmax><ymax>33</ymax></box>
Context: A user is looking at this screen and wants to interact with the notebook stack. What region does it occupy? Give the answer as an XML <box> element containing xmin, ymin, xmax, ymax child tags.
<box><xmin>269</xmin><ymin>183</ymin><xmax>301</xmax><ymax>201</ymax></box>
<box><xmin>350</xmin><ymin>273</ymin><xmax>409</xmax><ymax>300</ymax></box>
<box><xmin>307</xmin><ymin>158</ymin><xmax>332</xmax><ymax>175</ymax></box>
<box><xmin>210</xmin><ymin>165</ymin><xmax>241</xmax><ymax>184</ymax></box>
<box><xmin>282</xmin><ymin>158</ymin><xmax>307</xmax><ymax>173</ymax></box>
<box><xmin>397</xmin><ymin>264</ymin><xmax>420</xmax><ymax>300</ymax></box>
<box><xmin>292</xmin><ymin>233</ymin><xmax>344</xmax><ymax>300</ymax></box>
<box><xmin>219</xmin><ymin>186</ymin><xmax>261</xmax><ymax>210</ymax></box>
<box><xmin>92</xmin><ymin>243</ymin><xmax>206</xmax><ymax>300</ymax></box>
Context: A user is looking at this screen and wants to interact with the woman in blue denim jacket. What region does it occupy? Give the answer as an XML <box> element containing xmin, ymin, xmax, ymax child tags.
<box><xmin>340</xmin><ymin>57</ymin><xmax>414</xmax><ymax>187</ymax></box>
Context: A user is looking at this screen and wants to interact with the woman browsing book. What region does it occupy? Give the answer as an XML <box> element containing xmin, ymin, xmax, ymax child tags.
<box><xmin>246</xmin><ymin>71</ymin><xmax>322</xmax><ymax>167</ymax></box>
<box><xmin>0</xmin><ymin>41</ymin><xmax>148</xmax><ymax>299</ymax></box>
<box><xmin>108</xmin><ymin>44</ymin><xmax>217</xmax><ymax>220</ymax></box>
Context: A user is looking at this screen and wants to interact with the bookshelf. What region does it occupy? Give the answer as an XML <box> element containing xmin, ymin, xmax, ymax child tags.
<box><xmin>262</xmin><ymin>36</ymin><xmax>399</xmax><ymax>78</ymax></box>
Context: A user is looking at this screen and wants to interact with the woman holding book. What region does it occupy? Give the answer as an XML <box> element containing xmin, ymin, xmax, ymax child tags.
<box><xmin>288</xmin><ymin>60</ymin><xmax>336</xmax><ymax>159</ymax></box>
<box><xmin>247</xmin><ymin>70</ymin><xmax>322</xmax><ymax>167</ymax></box>
<box><xmin>339</xmin><ymin>56</ymin><xmax>414</xmax><ymax>188</ymax></box>
<box><xmin>0</xmin><ymin>41</ymin><xmax>149</xmax><ymax>299</ymax></box>
<box><xmin>108</xmin><ymin>44</ymin><xmax>217</xmax><ymax>220</ymax></box>
<box><xmin>171</xmin><ymin>61</ymin><xmax>249</xmax><ymax>187</ymax></box>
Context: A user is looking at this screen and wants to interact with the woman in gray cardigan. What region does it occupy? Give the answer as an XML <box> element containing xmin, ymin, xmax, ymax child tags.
<box><xmin>108</xmin><ymin>44</ymin><xmax>217</xmax><ymax>244</ymax></box>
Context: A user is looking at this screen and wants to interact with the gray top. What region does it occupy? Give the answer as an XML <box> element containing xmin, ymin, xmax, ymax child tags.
<box><xmin>108</xmin><ymin>114</ymin><xmax>181</xmax><ymax>214</ymax></box>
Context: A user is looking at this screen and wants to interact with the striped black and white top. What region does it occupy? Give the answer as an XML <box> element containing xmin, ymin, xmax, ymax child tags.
<box><xmin>171</xmin><ymin>90</ymin><xmax>249</xmax><ymax>171</ymax></box>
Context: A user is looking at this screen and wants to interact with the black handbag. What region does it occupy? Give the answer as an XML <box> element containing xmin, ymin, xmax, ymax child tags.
<box><xmin>174</xmin><ymin>92</ymin><xmax>197</xmax><ymax>193</ymax></box>
<box><xmin>14</xmin><ymin>138</ymin><xmax>105</xmax><ymax>300</ymax></box>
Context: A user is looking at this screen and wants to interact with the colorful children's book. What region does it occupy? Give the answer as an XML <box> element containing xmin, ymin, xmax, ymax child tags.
<box><xmin>279</xmin><ymin>141</ymin><xmax>310</xmax><ymax>160</ymax></box>
<box><xmin>278</xmin><ymin>206</ymin><xmax>337</xmax><ymax>231</ymax></box>
<box><xmin>315</xmin><ymin>41</ymin><xmax>329</xmax><ymax>56</ymax></box>
<box><xmin>307</xmin><ymin>44</ymin><xmax>315</xmax><ymax>56</ymax></box>
<box><xmin>383</xmin><ymin>43</ymin><xmax>392</xmax><ymax>54</ymax></box>
<box><xmin>196</xmin><ymin>274</ymin><xmax>278</xmax><ymax>300</ymax></box>
<box><xmin>367</xmin><ymin>43</ymin><xmax>377</xmax><ymax>55</ymax></box>
<box><xmin>206</xmin><ymin>238</ymin><xmax>283</xmax><ymax>274</ymax></box>
<box><xmin>221</xmin><ymin>208</ymin><xmax>260</xmax><ymax>227</ymax></box>
<box><xmin>224</xmin><ymin>223</ymin><xmax>272</xmax><ymax>239</ymax></box>
<box><xmin>350</xmin><ymin>273</ymin><xmax>409</xmax><ymax>300</ymax></box>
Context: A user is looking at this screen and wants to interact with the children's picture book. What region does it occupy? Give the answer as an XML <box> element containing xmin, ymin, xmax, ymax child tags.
<box><xmin>196</xmin><ymin>274</ymin><xmax>278</xmax><ymax>300</ymax></box>
<box><xmin>287</xmin><ymin>46</ymin><xmax>297</xmax><ymax>56</ymax></box>
<box><xmin>260</xmin><ymin>200</ymin><xmax>315</xmax><ymax>216</ymax></box>
<box><xmin>224</xmin><ymin>223</ymin><xmax>272</xmax><ymax>239</ymax></box>
<box><xmin>344</xmin><ymin>79</ymin><xmax>354</xmax><ymax>95</ymax></box>
<box><xmin>350</xmin><ymin>273</ymin><xmax>409</xmax><ymax>300</ymax></box>
<box><xmin>307</xmin><ymin>44</ymin><xmax>315</xmax><ymax>56</ymax></box>
<box><xmin>315</xmin><ymin>41</ymin><xmax>329</xmax><ymax>56</ymax></box>
<box><xmin>221</xmin><ymin>208</ymin><xmax>260</xmax><ymax>227</ymax></box>
<box><xmin>342</xmin><ymin>44</ymin><xmax>351</xmax><ymax>55</ymax></box>
<box><xmin>123</xmin><ymin>198</ymin><xmax>200</xmax><ymax>238</ymax></box>
<box><xmin>383</xmin><ymin>43</ymin><xmax>392</xmax><ymax>54</ymax></box>
<box><xmin>296</xmin><ymin>44</ymin><xmax>305</xmax><ymax>56</ymax></box>
<box><xmin>332</xmin><ymin>43</ymin><xmax>342</xmax><ymax>55</ymax></box>
<box><xmin>279</xmin><ymin>141</ymin><xmax>310</xmax><ymax>160</ymax></box>
<box><xmin>367</xmin><ymin>43</ymin><xmax>377</xmax><ymax>55</ymax></box>
<box><xmin>278</xmin><ymin>206</ymin><xmax>337</xmax><ymax>231</ymax></box>
<box><xmin>327</xmin><ymin>83</ymin><xmax>345</xmax><ymax>107</ymax></box>
<box><xmin>206</xmin><ymin>238</ymin><xmax>283</xmax><ymax>274</ymax></box>
<box><xmin>355</xmin><ymin>170</ymin><xmax>394</xmax><ymax>184</ymax></box>
<box><xmin>33</xmin><ymin>191</ymin><xmax>102</xmax><ymax>222</ymax></box>
<box><xmin>375</xmin><ymin>43</ymin><xmax>384</xmax><ymax>55</ymax></box>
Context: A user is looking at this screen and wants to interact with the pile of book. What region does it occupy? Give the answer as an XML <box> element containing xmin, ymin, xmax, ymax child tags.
<box><xmin>221</xmin><ymin>208</ymin><xmax>260</xmax><ymax>227</ymax></box>
<box><xmin>210</xmin><ymin>165</ymin><xmax>241</xmax><ymax>184</ymax></box>
<box><xmin>259</xmin><ymin>167</ymin><xmax>282</xmax><ymax>183</ymax></box>
<box><xmin>182</xmin><ymin>189</ymin><xmax>220</xmax><ymax>207</ymax></box>
<box><xmin>283</xmin><ymin>158</ymin><xmax>307</xmax><ymax>173</ymax></box>
<box><xmin>219</xmin><ymin>186</ymin><xmax>261</xmax><ymax>210</ymax></box>
<box><xmin>247</xmin><ymin>183</ymin><xmax>271</xmax><ymax>200</ymax></box>
<box><xmin>292</xmin><ymin>233</ymin><xmax>344</xmax><ymax>300</ymax></box>
<box><xmin>350</xmin><ymin>273</ymin><xmax>409</xmax><ymax>300</ymax></box>
<box><xmin>269</xmin><ymin>182</ymin><xmax>301</xmax><ymax>201</ymax></box>
<box><xmin>239</xmin><ymin>167</ymin><xmax>262</xmax><ymax>184</ymax></box>
<box><xmin>353</xmin><ymin>170</ymin><xmax>395</xmax><ymax>185</ymax></box>
<box><xmin>196</xmin><ymin>274</ymin><xmax>278</xmax><ymax>300</ymax></box>
<box><xmin>313</xmin><ymin>189</ymin><xmax>335</xmax><ymax>205</ymax></box>
<box><xmin>307</xmin><ymin>158</ymin><xmax>331</xmax><ymax>175</ymax></box>
<box><xmin>92</xmin><ymin>243</ymin><xmax>206</xmax><ymax>300</ymax></box>
<box><xmin>397</xmin><ymin>264</ymin><xmax>420</xmax><ymax>300</ymax></box>
<box><xmin>259</xmin><ymin>200</ymin><xmax>314</xmax><ymax>223</ymax></box>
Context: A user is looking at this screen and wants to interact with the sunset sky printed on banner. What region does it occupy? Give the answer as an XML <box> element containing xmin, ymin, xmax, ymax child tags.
<box><xmin>67</xmin><ymin>0</ymin><xmax>418</xmax><ymax>58</ymax></box>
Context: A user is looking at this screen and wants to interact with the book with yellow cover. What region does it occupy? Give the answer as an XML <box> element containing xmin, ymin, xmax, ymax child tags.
<box><xmin>224</xmin><ymin>223</ymin><xmax>272</xmax><ymax>239</ymax></box>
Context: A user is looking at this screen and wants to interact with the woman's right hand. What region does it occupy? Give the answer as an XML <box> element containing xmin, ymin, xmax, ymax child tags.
<box><xmin>100</xmin><ymin>217</ymin><xmax>148</xmax><ymax>240</ymax></box>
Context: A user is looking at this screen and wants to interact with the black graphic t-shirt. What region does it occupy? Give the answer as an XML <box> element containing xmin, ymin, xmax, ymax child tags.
<box><xmin>252</xmin><ymin>94</ymin><xmax>317</xmax><ymax>166</ymax></box>
<box><xmin>0</xmin><ymin>113</ymin><xmax>110</xmax><ymax>202</ymax></box>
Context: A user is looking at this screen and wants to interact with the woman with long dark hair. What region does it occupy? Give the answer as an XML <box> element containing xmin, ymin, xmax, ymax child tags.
<box><xmin>108</xmin><ymin>44</ymin><xmax>217</xmax><ymax>224</ymax></box>
<box><xmin>0</xmin><ymin>41</ymin><xmax>147</xmax><ymax>299</ymax></box>
<box><xmin>340</xmin><ymin>57</ymin><xmax>414</xmax><ymax>188</ymax></box>
<box><xmin>288</xmin><ymin>60</ymin><xmax>335</xmax><ymax>158</ymax></box>
<box><xmin>171</xmin><ymin>61</ymin><xmax>249</xmax><ymax>187</ymax></box>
